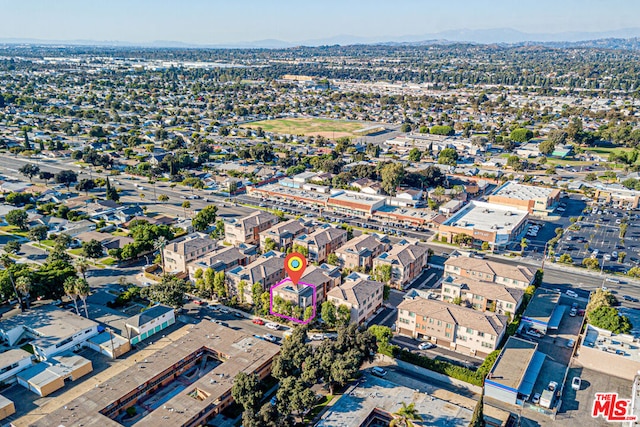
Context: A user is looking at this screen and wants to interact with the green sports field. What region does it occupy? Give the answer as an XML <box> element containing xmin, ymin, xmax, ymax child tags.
<box><xmin>245</xmin><ymin>117</ymin><xmax>366</xmax><ymax>138</ymax></box>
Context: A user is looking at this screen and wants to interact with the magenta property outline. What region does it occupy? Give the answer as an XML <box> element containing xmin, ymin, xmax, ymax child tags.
<box><xmin>269</xmin><ymin>278</ymin><xmax>317</xmax><ymax>325</ymax></box>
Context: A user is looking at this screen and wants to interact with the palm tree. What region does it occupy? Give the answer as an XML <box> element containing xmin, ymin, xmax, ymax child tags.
<box><xmin>75</xmin><ymin>278</ymin><xmax>90</xmax><ymax>318</ymax></box>
<box><xmin>75</xmin><ymin>257</ymin><xmax>90</xmax><ymax>281</ymax></box>
<box><xmin>390</xmin><ymin>402</ymin><xmax>423</xmax><ymax>427</ymax></box>
<box><xmin>64</xmin><ymin>276</ymin><xmax>80</xmax><ymax>315</ymax></box>
<box><xmin>15</xmin><ymin>276</ymin><xmax>32</xmax><ymax>309</ymax></box>
<box><xmin>0</xmin><ymin>254</ymin><xmax>24</xmax><ymax>312</ymax></box>
<box><xmin>181</xmin><ymin>201</ymin><xmax>191</xmax><ymax>218</ymax></box>
<box><xmin>520</xmin><ymin>237</ymin><xmax>528</xmax><ymax>255</ymax></box>
<box><xmin>153</xmin><ymin>236</ymin><xmax>167</xmax><ymax>272</ymax></box>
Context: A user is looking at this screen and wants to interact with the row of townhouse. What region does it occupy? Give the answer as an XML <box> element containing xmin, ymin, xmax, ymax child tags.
<box><xmin>395</xmin><ymin>255</ymin><xmax>537</xmax><ymax>357</ymax></box>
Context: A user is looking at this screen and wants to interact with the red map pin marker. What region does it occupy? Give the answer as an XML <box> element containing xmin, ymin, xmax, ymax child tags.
<box><xmin>284</xmin><ymin>252</ymin><xmax>307</xmax><ymax>285</ymax></box>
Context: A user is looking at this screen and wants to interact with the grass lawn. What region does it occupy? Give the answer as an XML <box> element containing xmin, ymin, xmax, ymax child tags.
<box><xmin>545</xmin><ymin>158</ymin><xmax>595</xmax><ymax>167</ymax></box>
<box><xmin>112</xmin><ymin>230</ymin><xmax>130</xmax><ymax>237</ymax></box>
<box><xmin>0</xmin><ymin>226</ymin><xmax>28</xmax><ymax>237</ymax></box>
<box><xmin>99</xmin><ymin>257</ymin><xmax>117</xmax><ymax>266</ymax></box>
<box><xmin>69</xmin><ymin>248</ymin><xmax>84</xmax><ymax>256</ymax></box>
<box><xmin>303</xmin><ymin>394</ymin><xmax>335</xmax><ymax>423</ymax></box>
<box><xmin>39</xmin><ymin>239</ymin><xmax>55</xmax><ymax>247</ymax></box>
<box><xmin>245</xmin><ymin>117</ymin><xmax>366</xmax><ymax>138</ymax></box>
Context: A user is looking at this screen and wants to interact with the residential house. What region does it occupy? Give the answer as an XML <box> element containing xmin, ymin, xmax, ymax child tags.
<box><xmin>61</xmin><ymin>219</ymin><xmax>97</xmax><ymax>238</ymax></box>
<box><xmin>299</xmin><ymin>264</ymin><xmax>342</xmax><ymax>303</ymax></box>
<box><xmin>259</xmin><ymin>218</ymin><xmax>309</xmax><ymax>251</ymax></box>
<box><xmin>397</xmin><ymin>295</ymin><xmax>508</xmax><ymax>357</ymax></box>
<box><xmin>326</xmin><ymin>272</ymin><xmax>384</xmax><ymax>324</ymax></box>
<box><xmin>0</xmin><ymin>349</ymin><xmax>33</xmax><ymax>384</ymax></box>
<box><xmin>444</xmin><ymin>256</ymin><xmax>536</xmax><ymax>290</ymax></box>
<box><xmin>373</xmin><ymin>243</ymin><xmax>429</xmax><ymax>289</ymax></box>
<box><xmin>226</xmin><ymin>251</ymin><xmax>286</xmax><ymax>303</ymax></box>
<box><xmin>334</xmin><ymin>234</ymin><xmax>390</xmax><ymax>271</ymax></box>
<box><xmin>124</xmin><ymin>305</ymin><xmax>175</xmax><ymax>346</ymax></box>
<box><xmin>440</xmin><ymin>276</ymin><xmax>524</xmax><ymax>315</ymax></box>
<box><xmin>162</xmin><ymin>232</ymin><xmax>217</xmax><ymax>274</ymax></box>
<box><xmin>293</xmin><ymin>224</ymin><xmax>348</xmax><ymax>264</ymax></box>
<box><xmin>224</xmin><ymin>211</ymin><xmax>278</xmax><ymax>246</ymax></box>
<box><xmin>74</xmin><ymin>231</ymin><xmax>134</xmax><ymax>254</ymax></box>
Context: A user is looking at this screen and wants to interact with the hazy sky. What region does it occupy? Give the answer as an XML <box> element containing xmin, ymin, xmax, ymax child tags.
<box><xmin>1</xmin><ymin>0</ymin><xmax>639</xmax><ymax>44</ymax></box>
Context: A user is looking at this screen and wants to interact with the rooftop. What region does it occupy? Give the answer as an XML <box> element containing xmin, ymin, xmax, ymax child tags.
<box><xmin>0</xmin><ymin>306</ymin><xmax>98</xmax><ymax>347</ymax></box>
<box><xmin>486</xmin><ymin>336</ymin><xmax>539</xmax><ymax>391</ymax></box>
<box><xmin>398</xmin><ymin>296</ymin><xmax>508</xmax><ymax>336</ymax></box>
<box><xmin>522</xmin><ymin>288</ymin><xmax>561</xmax><ymax>325</ymax></box>
<box><xmin>125</xmin><ymin>304</ymin><xmax>174</xmax><ymax>329</ymax></box>
<box><xmin>32</xmin><ymin>322</ymin><xmax>280</xmax><ymax>427</ymax></box>
<box><xmin>492</xmin><ymin>181</ymin><xmax>560</xmax><ymax>201</ymax></box>
<box><xmin>442</xmin><ymin>201</ymin><xmax>528</xmax><ymax>234</ymax></box>
<box><xmin>327</xmin><ymin>191</ymin><xmax>387</xmax><ymax>207</ymax></box>
<box><xmin>327</xmin><ymin>277</ymin><xmax>384</xmax><ymax>307</ymax></box>
<box><xmin>583</xmin><ymin>324</ymin><xmax>640</xmax><ymax>362</ymax></box>
<box><xmin>445</xmin><ymin>256</ymin><xmax>536</xmax><ymax>284</ymax></box>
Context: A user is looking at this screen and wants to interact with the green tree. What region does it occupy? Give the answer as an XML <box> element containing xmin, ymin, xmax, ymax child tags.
<box><xmin>558</xmin><ymin>254</ymin><xmax>573</xmax><ymax>264</ymax></box>
<box><xmin>468</xmin><ymin>393</ymin><xmax>486</xmax><ymax>427</ymax></box>
<box><xmin>231</xmin><ymin>372</ymin><xmax>262</xmax><ymax>413</ymax></box>
<box><xmin>337</xmin><ymin>304</ymin><xmax>351</xmax><ymax>325</ymax></box>
<box><xmin>264</xmin><ymin>237</ymin><xmax>276</xmax><ymax>252</ymax></box>
<box><xmin>19</xmin><ymin>163</ymin><xmax>40</xmax><ymax>182</ymax></box>
<box><xmin>82</xmin><ymin>239</ymin><xmax>104</xmax><ymax>259</ymax></box>
<box><xmin>430</xmin><ymin>125</ymin><xmax>454</xmax><ymax>136</ymax></box>
<box><xmin>628</xmin><ymin>267</ymin><xmax>640</xmax><ymax>278</ymax></box>
<box><xmin>55</xmin><ymin>170</ymin><xmax>78</xmax><ymax>191</ymax></box>
<box><xmin>15</xmin><ymin>276</ymin><xmax>32</xmax><ymax>309</ymax></box>
<box><xmin>321</xmin><ymin>301</ymin><xmax>337</xmax><ymax>327</ymax></box>
<box><xmin>6</xmin><ymin>209</ymin><xmax>28</xmax><ymax>230</ymax></box>
<box><xmin>64</xmin><ymin>276</ymin><xmax>80</xmax><ymax>315</ymax></box>
<box><xmin>140</xmin><ymin>274</ymin><xmax>189</xmax><ymax>308</ymax></box>
<box><xmin>510</xmin><ymin>128</ymin><xmax>533</xmax><ymax>142</ymax></box>
<box><xmin>252</xmin><ymin>282</ymin><xmax>263</xmax><ymax>309</ymax></box>
<box><xmin>380</xmin><ymin>162</ymin><xmax>405</xmax><ymax>195</ymax></box>
<box><xmin>327</xmin><ymin>253</ymin><xmax>339</xmax><ymax>265</ymax></box>
<box><xmin>586</xmin><ymin>288</ymin><xmax>617</xmax><ymax>314</ymax></box>
<box><xmin>506</xmin><ymin>155</ymin><xmax>524</xmax><ymax>171</ymax></box>
<box><xmin>28</xmin><ymin>225</ymin><xmax>48</xmax><ymax>242</ymax></box>
<box><xmin>158</xmin><ymin>194</ymin><xmax>169</xmax><ymax>203</ymax></box>
<box><xmin>390</xmin><ymin>402</ymin><xmax>423</xmax><ymax>427</ymax></box>
<box><xmin>408</xmin><ymin>148</ymin><xmax>422</xmax><ymax>162</ymax></box>
<box><xmin>589</xmin><ymin>306</ymin><xmax>632</xmax><ymax>334</ymax></box>
<box><xmin>538</xmin><ymin>139</ymin><xmax>556</xmax><ymax>155</ymax></box>
<box><xmin>181</xmin><ymin>201</ymin><xmax>191</xmax><ymax>218</ymax></box>
<box><xmin>192</xmin><ymin>205</ymin><xmax>218</xmax><ymax>232</ymax></box>
<box><xmin>373</xmin><ymin>264</ymin><xmax>392</xmax><ymax>283</ymax></box>
<box><xmin>75</xmin><ymin>278</ymin><xmax>90</xmax><ymax>317</ymax></box>
<box><xmin>0</xmin><ymin>254</ymin><xmax>24</xmax><ymax>312</ymax></box>
<box><xmin>437</xmin><ymin>147</ymin><xmax>458</xmax><ymax>166</ymax></box>
<box><xmin>39</xmin><ymin>171</ymin><xmax>54</xmax><ymax>184</ymax></box>
<box><xmin>582</xmin><ymin>258</ymin><xmax>600</xmax><ymax>270</ymax></box>
<box><xmin>4</xmin><ymin>240</ymin><xmax>21</xmax><ymax>254</ymax></box>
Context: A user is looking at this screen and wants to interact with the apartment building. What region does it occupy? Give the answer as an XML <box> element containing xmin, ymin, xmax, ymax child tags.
<box><xmin>162</xmin><ymin>232</ymin><xmax>217</xmax><ymax>273</ymax></box>
<box><xmin>226</xmin><ymin>251</ymin><xmax>286</xmax><ymax>303</ymax></box>
<box><xmin>444</xmin><ymin>256</ymin><xmax>536</xmax><ymax>290</ymax></box>
<box><xmin>259</xmin><ymin>218</ymin><xmax>309</xmax><ymax>251</ymax></box>
<box><xmin>440</xmin><ymin>276</ymin><xmax>524</xmax><ymax>316</ymax></box>
<box><xmin>373</xmin><ymin>242</ymin><xmax>429</xmax><ymax>289</ymax></box>
<box><xmin>293</xmin><ymin>224</ymin><xmax>348</xmax><ymax>264</ymax></box>
<box><xmin>397</xmin><ymin>296</ymin><xmax>508</xmax><ymax>357</ymax></box>
<box><xmin>334</xmin><ymin>234</ymin><xmax>390</xmax><ymax>271</ymax></box>
<box><xmin>299</xmin><ymin>264</ymin><xmax>342</xmax><ymax>302</ymax></box>
<box><xmin>224</xmin><ymin>211</ymin><xmax>278</xmax><ymax>245</ymax></box>
<box><xmin>186</xmin><ymin>245</ymin><xmax>253</xmax><ymax>281</ymax></box>
<box><xmin>326</xmin><ymin>273</ymin><xmax>384</xmax><ymax>324</ymax></box>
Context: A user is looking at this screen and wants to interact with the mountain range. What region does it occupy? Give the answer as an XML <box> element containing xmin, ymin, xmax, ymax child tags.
<box><xmin>2</xmin><ymin>27</ymin><xmax>640</xmax><ymax>49</ymax></box>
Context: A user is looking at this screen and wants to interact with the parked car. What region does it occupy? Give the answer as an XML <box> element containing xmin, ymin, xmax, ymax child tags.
<box><xmin>233</xmin><ymin>312</ymin><xmax>244</xmax><ymax>318</ymax></box>
<box><xmin>371</xmin><ymin>367</ymin><xmax>387</xmax><ymax>377</ymax></box>
<box><xmin>266</xmin><ymin>322</ymin><xmax>280</xmax><ymax>330</ymax></box>
<box><xmin>566</xmin><ymin>339</ymin><xmax>575</xmax><ymax>348</ymax></box>
<box><xmin>526</xmin><ymin>329</ymin><xmax>543</xmax><ymax>338</ymax></box>
<box><xmin>569</xmin><ymin>307</ymin><xmax>577</xmax><ymax>317</ymax></box>
<box><xmin>548</xmin><ymin>381</ymin><xmax>558</xmax><ymax>392</ymax></box>
<box><xmin>418</xmin><ymin>342</ymin><xmax>436</xmax><ymax>350</ymax></box>
<box><xmin>310</xmin><ymin>333</ymin><xmax>325</xmax><ymax>341</ymax></box>
<box><xmin>193</xmin><ymin>300</ymin><xmax>205</xmax><ymax>306</ymax></box>
<box><xmin>252</xmin><ymin>318</ymin><xmax>265</xmax><ymax>325</ymax></box>
<box><xmin>572</xmin><ymin>377</ymin><xmax>582</xmax><ymax>391</ymax></box>
<box><xmin>532</xmin><ymin>393</ymin><xmax>541</xmax><ymax>404</ymax></box>
<box><xmin>263</xmin><ymin>333</ymin><xmax>277</xmax><ymax>343</ymax></box>
<box><xmin>565</xmin><ymin>290</ymin><xmax>578</xmax><ymax>298</ymax></box>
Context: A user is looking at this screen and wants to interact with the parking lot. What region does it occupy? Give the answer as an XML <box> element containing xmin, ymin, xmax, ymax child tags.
<box><xmin>556</xmin><ymin>201</ymin><xmax>640</xmax><ymax>273</ymax></box>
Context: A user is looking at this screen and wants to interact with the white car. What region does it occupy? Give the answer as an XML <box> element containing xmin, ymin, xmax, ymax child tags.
<box><xmin>263</xmin><ymin>334</ymin><xmax>277</xmax><ymax>343</ymax></box>
<box><xmin>565</xmin><ymin>290</ymin><xmax>578</xmax><ymax>298</ymax></box>
<box><xmin>310</xmin><ymin>333</ymin><xmax>325</xmax><ymax>341</ymax></box>
<box><xmin>532</xmin><ymin>392</ymin><xmax>541</xmax><ymax>404</ymax></box>
<box><xmin>418</xmin><ymin>342</ymin><xmax>435</xmax><ymax>350</ymax></box>
<box><xmin>572</xmin><ymin>377</ymin><xmax>582</xmax><ymax>391</ymax></box>
<box><xmin>371</xmin><ymin>367</ymin><xmax>387</xmax><ymax>377</ymax></box>
<box><xmin>266</xmin><ymin>323</ymin><xmax>280</xmax><ymax>330</ymax></box>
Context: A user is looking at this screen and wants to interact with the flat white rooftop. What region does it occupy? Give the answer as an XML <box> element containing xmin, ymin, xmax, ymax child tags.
<box><xmin>492</xmin><ymin>181</ymin><xmax>559</xmax><ymax>201</ymax></box>
<box><xmin>443</xmin><ymin>201</ymin><xmax>528</xmax><ymax>234</ymax></box>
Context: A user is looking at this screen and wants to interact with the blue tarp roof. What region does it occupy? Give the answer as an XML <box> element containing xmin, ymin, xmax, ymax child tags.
<box><xmin>519</xmin><ymin>351</ymin><xmax>546</xmax><ymax>397</ymax></box>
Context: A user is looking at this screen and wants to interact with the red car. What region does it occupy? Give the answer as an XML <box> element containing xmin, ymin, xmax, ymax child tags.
<box><xmin>193</xmin><ymin>300</ymin><xmax>204</xmax><ymax>306</ymax></box>
<box><xmin>252</xmin><ymin>318</ymin><xmax>265</xmax><ymax>325</ymax></box>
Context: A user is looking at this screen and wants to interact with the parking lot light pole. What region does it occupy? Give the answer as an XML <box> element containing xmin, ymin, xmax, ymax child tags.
<box><xmin>541</xmin><ymin>241</ymin><xmax>550</xmax><ymax>271</ymax></box>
